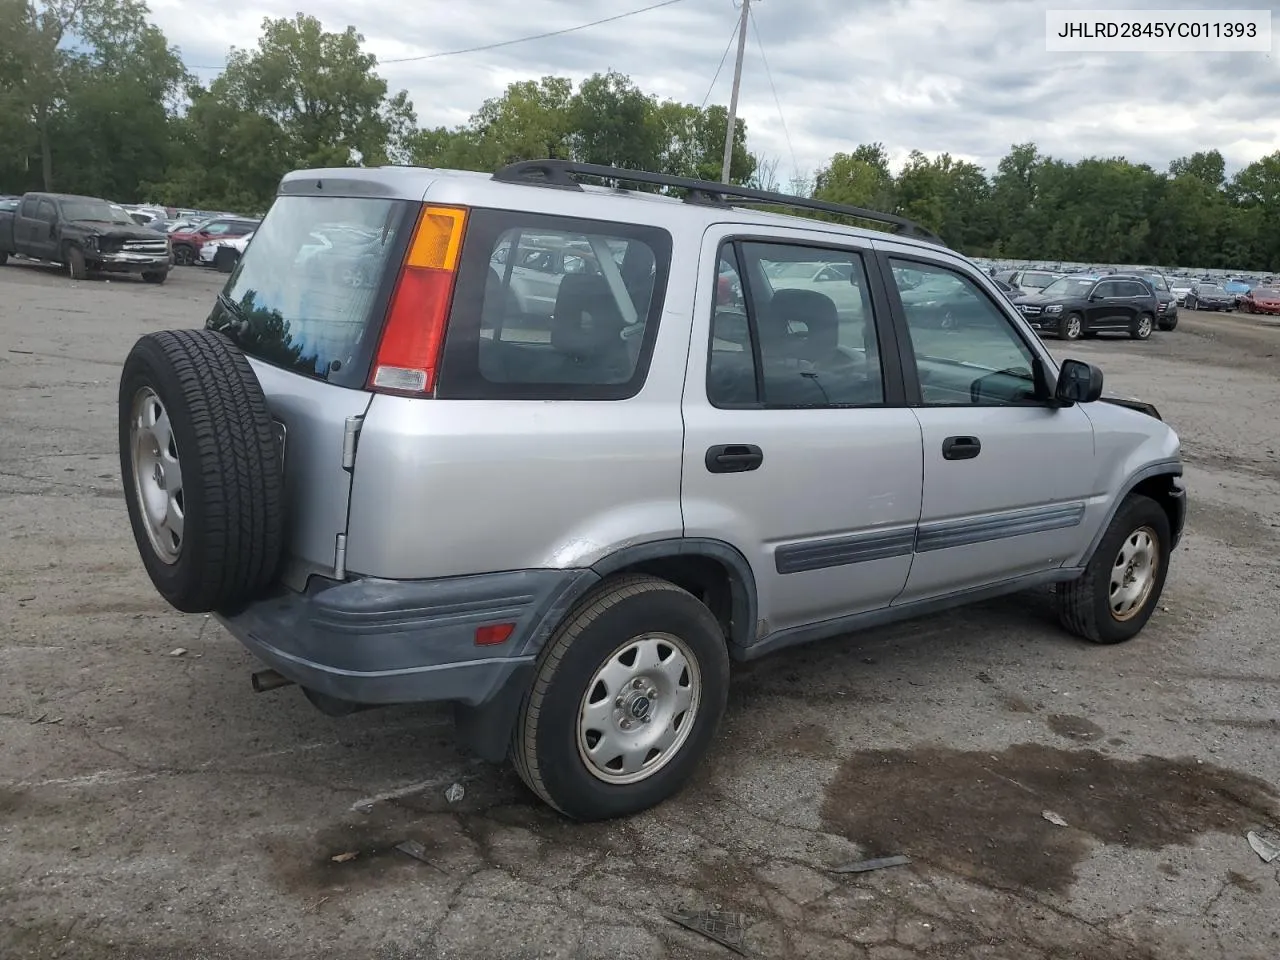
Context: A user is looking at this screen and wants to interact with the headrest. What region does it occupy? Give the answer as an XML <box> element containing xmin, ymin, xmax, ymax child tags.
<box><xmin>769</xmin><ymin>288</ymin><xmax>839</xmax><ymax>355</ymax></box>
<box><xmin>551</xmin><ymin>274</ymin><xmax>626</xmax><ymax>357</ymax></box>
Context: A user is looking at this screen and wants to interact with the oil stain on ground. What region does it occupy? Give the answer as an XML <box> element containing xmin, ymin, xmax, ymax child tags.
<box><xmin>821</xmin><ymin>744</ymin><xmax>1278</xmax><ymax>895</ymax></box>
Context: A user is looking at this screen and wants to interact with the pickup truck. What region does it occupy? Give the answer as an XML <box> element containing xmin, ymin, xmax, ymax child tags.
<box><xmin>0</xmin><ymin>192</ymin><xmax>172</xmax><ymax>283</ymax></box>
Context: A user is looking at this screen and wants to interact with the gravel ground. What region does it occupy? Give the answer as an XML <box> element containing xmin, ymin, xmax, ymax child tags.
<box><xmin>2</xmin><ymin>262</ymin><xmax>1279</xmax><ymax>960</ymax></box>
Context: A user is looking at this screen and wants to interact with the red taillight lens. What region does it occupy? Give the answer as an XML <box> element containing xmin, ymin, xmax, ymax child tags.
<box><xmin>370</xmin><ymin>205</ymin><xmax>468</xmax><ymax>395</ymax></box>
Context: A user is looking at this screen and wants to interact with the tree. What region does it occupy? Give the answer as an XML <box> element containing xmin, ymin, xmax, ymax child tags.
<box><xmin>813</xmin><ymin>144</ymin><xmax>897</xmax><ymax>219</ymax></box>
<box><xmin>569</xmin><ymin>71</ymin><xmax>664</xmax><ymax>171</ymax></box>
<box><xmin>654</xmin><ymin>101</ymin><xmax>754</xmax><ymax>183</ymax></box>
<box><xmin>0</xmin><ymin>0</ymin><xmax>182</xmax><ymax>193</ymax></box>
<box><xmin>467</xmin><ymin>76</ymin><xmax>574</xmax><ymax>169</ymax></box>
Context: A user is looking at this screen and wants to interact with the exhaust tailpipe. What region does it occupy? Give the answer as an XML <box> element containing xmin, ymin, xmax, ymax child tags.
<box><xmin>251</xmin><ymin>669</ymin><xmax>295</xmax><ymax>693</ymax></box>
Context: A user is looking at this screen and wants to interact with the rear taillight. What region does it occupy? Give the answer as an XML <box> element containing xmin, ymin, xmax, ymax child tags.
<box><xmin>369</xmin><ymin>205</ymin><xmax>468</xmax><ymax>395</ymax></box>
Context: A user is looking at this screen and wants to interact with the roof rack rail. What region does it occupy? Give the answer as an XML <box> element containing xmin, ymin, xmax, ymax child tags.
<box><xmin>491</xmin><ymin>159</ymin><xmax>947</xmax><ymax>247</ymax></box>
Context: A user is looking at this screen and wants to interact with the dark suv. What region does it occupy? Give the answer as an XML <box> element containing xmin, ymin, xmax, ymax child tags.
<box><xmin>1013</xmin><ymin>275</ymin><xmax>1159</xmax><ymax>341</ymax></box>
<box><xmin>1111</xmin><ymin>273</ymin><xmax>1178</xmax><ymax>331</ymax></box>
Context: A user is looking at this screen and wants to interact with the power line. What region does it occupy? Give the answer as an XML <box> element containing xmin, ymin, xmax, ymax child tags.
<box><xmin>182</xmin><ymin>0</ymin><xmax>688</xmax><ymax>71</ymax></box>
<box><xmin>749</xmin><ymin>4</ymin><xmax>799</xmax><ymax>182</ymax></box>
<box><xmin>382</xmin><ymin>0</ymin><xmax>687</xmax><ymax>64</ymax></box>
<box><xmin>700</xmin><ymin>19</ymin><xmax>743</xmax><ymax>110</ymax></box>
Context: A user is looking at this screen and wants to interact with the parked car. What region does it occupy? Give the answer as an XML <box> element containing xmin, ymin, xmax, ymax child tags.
<box><xmin>1221</xmin><ymin>278</ymin><xmax>1251</xmax><ymax>303</ymax></box>
<box><xmin>1184</xmin><ymin>282</ymin><xmax>1235</xmax><ymax>312</ymax></box>
<box><xmin>1013</xmin><ymin>274</ymin><xmax>1159</xmax><ymax>340</ymax></box>
<box><xmin>198</xmin><ymin>231</ymin><xmax>254</xmax><ymax>272</ymax></box>
<box><xmin>1238</xmin><ymin>284</ymin><xmax>1280</xmax><ymax>315</ymax></box>
<box><xmin>1111</xmin><ymin>273</ymin><xmax>1178</xmax><ymax>331</ymax></box>
<box><xmin>169</xmin><ymin>216</ymin><xmax>259</xmax><ymax>266</ymax></box>
<box><xmin>116</xmin><ymin>159</ymin><xmax>1186</xmax><ymax>821</ymax></box>
<box><xmin>1000</xmin><ymin>268</ymin><xmax>1060</xmax><ymax>296</ymax></box>
<box><xmin>0</xmin><ymin>191</ymin><xmax>170</xmax><ymax>282</ymax></box>
<box><xmin>1168</xmin><ymin>276</ymin><xmax>1195</xmax><ymax>306</ymax></box>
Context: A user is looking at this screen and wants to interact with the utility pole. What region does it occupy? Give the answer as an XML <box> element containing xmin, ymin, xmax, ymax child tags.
<box><xmin>720</xmin><ymin>0</ymin><xmax>750</xmax><ymax>184</ymax></box>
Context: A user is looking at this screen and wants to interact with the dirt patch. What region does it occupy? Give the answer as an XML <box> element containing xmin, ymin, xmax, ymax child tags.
<box><xmin>1047</xmin><ymin>714</ymin><xmax>1106</xmax><ymax>742</ymax></box>
<box><xmin>821</xmin><ymin>744</ymin><xmax>1278</xmax><ymax>895</ymax></box>
<box><xmin>1004</xmin><ymin>695</ymin><xmax>1036</xmax><ymax>714</ymax></box>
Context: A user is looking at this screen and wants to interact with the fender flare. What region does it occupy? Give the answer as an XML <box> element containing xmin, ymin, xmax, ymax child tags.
<box><xmin>1077</xmin><ymin>459</ymin><xmax>1183</xmax><ymax>566</ymax></box>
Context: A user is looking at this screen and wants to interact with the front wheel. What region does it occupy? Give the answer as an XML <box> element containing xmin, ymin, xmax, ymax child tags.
<box><xmin>1056</xmin><ymin>494</ymin><xmax>1171</xmax><ymax>644</ymax></box>
<box><xmin>67</xmin><ymin>245</ymin><xmax>88</xmax><ymax>280</ymax></box>
<box><xmin>512</xmin><ymin>574</ymin><xmax>730</xmax><ymax>820</ymax></box>
<box><xmin>1130</xmin><ymin>313</ymin><xmax>1153</xmax><ymax>340</ymax></box>
<box><xmin>1058</xmin><ymin>312</ymin><xmax>1083</xmax><ymax>340</ymax></box>
<box><xmin>142</xmin><ymin>270</ymin><xmax>168</xmax><ymax>285</ymax></box>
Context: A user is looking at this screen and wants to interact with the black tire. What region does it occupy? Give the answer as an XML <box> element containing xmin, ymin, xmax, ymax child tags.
<box><xmin>142</xmin><ymin>270</ymin><xmax>168</xmax><ymax>285</ymax></box>
<box><xmin>1158</xmin><ymin>314</ymin><xmax>1177</xmax><ymax>331</ymax></box>
<box><xmin>512</xmin><ymin>574</ymin><xmax>730</xmax><ymax>821</ymax></box>
<box><xmin>1130</xmin><ymin>313</ymin><xmax>1153</xmax><ymax>340</ymax></box>
<box><xmin>118</xmin><ymin>329</ymin><xmax>283</xmax><ymax>614</ymax></box>
<box><xmin>1056</xmin><ymin>494</ymin><xmax>1171</xmax><ymax>644</ymax></box>
<box><xmin>214</xmin><ymin>247</ymin><xmax>238</xmax><ymax>274</ymax></box>
<box><xmin>0</xmin><ymin>250</ymin><xmax>8</xmax><ymax>266</ymax></box>
<box><xmin>173</xmin><ymin>244</ymin><xmax>195</xmax><ymax>266</ymax></box>
<box><xmin>67</xmin><ymin>245</ymin><xmax>88</xmax><ymax>280</ymax></box>
<box><xmin>1185</xmin><ymin>296</ymin><xmax>1197</xmax><ymax>310</ymax></box>
<box><xmin>1058</xmin><ymin>312</ymin><xmax>1083</xmax><ymax>340</ymax></box>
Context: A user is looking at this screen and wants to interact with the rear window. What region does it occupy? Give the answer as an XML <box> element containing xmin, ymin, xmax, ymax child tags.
<box><xmin>208</xmin><ymin>195</ymin><xmax>415</xmax><ymax>387</ymax></box>
<box><xmin>436</xmin><ymin>209</ymin><xmax>672</xmax><ymax>401</ymax></box>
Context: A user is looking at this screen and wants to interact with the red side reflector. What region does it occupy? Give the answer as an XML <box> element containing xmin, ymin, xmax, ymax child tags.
<box><xmin>475</xmin><ymin>623</ymin><xmax>515</xmax><ymax>646</ymax></box>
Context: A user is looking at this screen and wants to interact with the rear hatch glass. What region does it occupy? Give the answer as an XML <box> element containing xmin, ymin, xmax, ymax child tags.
<box><xmin>208</xmin><ymin>195</ymin><xmax>414</xmax><ymax>389</ymax></box>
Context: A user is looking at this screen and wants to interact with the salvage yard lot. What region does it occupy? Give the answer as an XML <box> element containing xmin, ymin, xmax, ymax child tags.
<box><xmin>2</xmin><ymin>262</ymin><xmax>1280</xmax><ymax>960</ymax></box>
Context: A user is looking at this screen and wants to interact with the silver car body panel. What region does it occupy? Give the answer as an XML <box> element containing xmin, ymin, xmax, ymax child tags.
<box><xmin>247</xmin><ymin>359</ymin><xmax>372</xmax><ymax>590</ymax></box>
<box><xmin>251</xmin><ymin>165</ymin><xmax>1181</xmax><ymax>651</ymax></box>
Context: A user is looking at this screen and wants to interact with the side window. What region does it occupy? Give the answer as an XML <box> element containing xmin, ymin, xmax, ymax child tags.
<box><xmin>889</xmin><ymin>258</ymin><xmax>1041</xmax><ymax>407</ymax></box>
<box><xmin>36</xmin><ymin>200</ymin><xmax>57</xmax><ymax>223</ymax></box>
<box><xmin>436</xmin><ymin>212</ymin><xmax>671</xmax><ymax>401</ymax></box>
<box><xmin>204</xmin><ymin>222</ymin><xmax>230</xmax><ymax>236</ymax></box>
<box><xmin>1123</xmin><ymin>281</ymin><xmax>1147</xmax><ymax>298</ymax></box>
<box><xmin>706</xmin><ymin>241</ymin><xmax>884</xmax><ymax>408</ymax></box>
<box><xmin>1094</xmin><ymin>281</ymin><xmax>1117</xmax><ymax>298</ymax></box>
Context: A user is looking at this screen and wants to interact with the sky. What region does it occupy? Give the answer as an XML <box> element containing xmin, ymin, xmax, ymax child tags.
<box><xmin>146</xmin><ymin>0</ymin><xmax>1280</xmax><ymax>182</ymax></box>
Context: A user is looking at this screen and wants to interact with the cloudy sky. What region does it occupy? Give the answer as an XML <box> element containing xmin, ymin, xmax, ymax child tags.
<box><xmin>146</xmin><ymin>0</ymin><xmax>1279</xmax><ymax>180</ymax></box>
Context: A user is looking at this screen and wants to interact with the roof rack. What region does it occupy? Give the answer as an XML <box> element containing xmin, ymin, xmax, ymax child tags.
<box><xmin>491</xmin><ymin>159</ymin><xmax>947</xmax><ymax>247</ymax></box>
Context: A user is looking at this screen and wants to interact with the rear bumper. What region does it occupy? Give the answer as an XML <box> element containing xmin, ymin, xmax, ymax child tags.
<box><xmin>216</xmin><ymin>567</ymin><xmax>595</xmax><ymax>707</ymax></box>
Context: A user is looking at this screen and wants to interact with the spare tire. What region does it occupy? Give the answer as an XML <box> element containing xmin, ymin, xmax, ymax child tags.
<box><xmin>118</xmin><ymin>329</ymin><xmax>283</xmax><ymax>613</ymax></box>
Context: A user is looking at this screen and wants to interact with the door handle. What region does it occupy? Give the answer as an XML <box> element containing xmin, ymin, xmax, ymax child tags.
<box><xmin>942</xmin><ymin>436</ymin><xmax>981</xmax><ymax>460</ymax></box>
<box><xmin>706</xmin><ymin>444</ymin><xmax>763</xmax><ymax>474</ymax></box>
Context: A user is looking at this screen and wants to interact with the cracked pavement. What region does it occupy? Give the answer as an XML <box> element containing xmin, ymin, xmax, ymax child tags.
<box><xmin>2</xmin><ymin>264</ymin><xmax>1279</xmax><ymax>959</ymax></box>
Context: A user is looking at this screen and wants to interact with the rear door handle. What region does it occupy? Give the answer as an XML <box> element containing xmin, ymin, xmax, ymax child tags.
<box><xmin>942</xmin><ymin>436</ymin><xmax>981</xmax><ymax>460</ymax></box>
<box><xmin>706</xmin><ymin>443</ymin><xmax>763</xmax><ymax>474</ymax></box>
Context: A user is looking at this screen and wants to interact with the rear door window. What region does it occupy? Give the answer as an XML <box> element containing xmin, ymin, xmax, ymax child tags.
<box><xmin>437</xmin><ymin>211</ymin><xmax>672</xmax><ymax>401</ymax></box>
<box><xmin>207</xmin><ymin>195</ymin><xmax>415</xmax><ymax>387</ymax></box>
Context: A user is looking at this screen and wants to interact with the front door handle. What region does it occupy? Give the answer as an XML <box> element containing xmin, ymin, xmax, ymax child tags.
<box><xmin>942</xmin><ymin>436</ymin><xmax>981</xmax><ymax>460</ymax></box>
<box><xmin>706</xmin><ymin>443</ymin><xmax>763</xmax><ymax>474</ymax></box>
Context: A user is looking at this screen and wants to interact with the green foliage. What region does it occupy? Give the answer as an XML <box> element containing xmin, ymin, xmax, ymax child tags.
<box><xmin>0</xmin><ymin>4</ymin><xmax>1277</xmax><ymax>270</ymax></box>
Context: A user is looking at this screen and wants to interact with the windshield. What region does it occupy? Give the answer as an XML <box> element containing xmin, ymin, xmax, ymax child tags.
<box><xmin>1199</xmin><ymin>284</ymin><xmax>1226</xmax><ymax>295</ymax></box>
<box><xmin>1145</xmin><ymin>275</ymin><xmax>1169</xmax><ymax>291</ymax></box>
<box><xmin>210</xmin><ymin>195</ymin><xmax>413</xmax><ymax>383</ymax></box>
<box><xmin>1039</xmin><ymin>277</ymin><xmax>1095</xmax><ymax>298</ymax></box>
<box><xmin>60</xmin><ymin>199</ymin><xmax>134</xmax><ymax>224</ymax></box>
<box><xmin>1252</xmin><ymin>286</ymin><xmax>1280</xmax><ymax>297</ymax></box>
<box><xmin>1021</xmin><ymin>271</ymin><xmax>1056</xmax><ymax>288</ymax></box>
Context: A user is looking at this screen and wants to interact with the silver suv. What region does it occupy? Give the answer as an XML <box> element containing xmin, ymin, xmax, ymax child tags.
<box><xmin>118</xmin><ymin>160</ymin><xmax>1186</xmax><ymax>820</ymax></box>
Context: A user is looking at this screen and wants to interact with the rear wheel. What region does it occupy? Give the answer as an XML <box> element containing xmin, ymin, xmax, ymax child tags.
<box><xmin>512</xmin><ymin>574</ymin><xmax>730</xmax><ymax>820</ymax></box>
<box><xmin>1056</xmin><ymin>494</ymin><xmax>1171</xmax><ymax>644</ymax></box>
<box><xmin>0</xmin><ymin>250</ymin><xmax>8</xmax><ymax>266</ymax></box>
<box><xmin>173</xmin><ymin>245</ymin><xmax>195</xmax><ymax>266</ymax></box>
<box><xmin>118</xmin><ymin>329</ymin><xmax>283</xmax><ymax>613</ymax></box>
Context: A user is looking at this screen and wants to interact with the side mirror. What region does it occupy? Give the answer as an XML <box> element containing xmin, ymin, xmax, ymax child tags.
<box><xmin>1055</xmin><ymin>358</ymin><xmax>1103</xmax><ymax>404</ymax></box>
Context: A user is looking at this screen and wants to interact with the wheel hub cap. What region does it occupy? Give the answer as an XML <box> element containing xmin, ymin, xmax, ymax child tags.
<box><xmin>1109</xmin><ymin>525</ymin><xmax>1158</xmax><ymax>622</ymax></box>
<box><xmin>130</xmin><ymin>387</ymin><xmax>185</xmax><ymax>565</ymax></box>
<box><xmin>577</xmin><ymin>633</ymin><xmax>701</xmax><ymax>785</ymax></box>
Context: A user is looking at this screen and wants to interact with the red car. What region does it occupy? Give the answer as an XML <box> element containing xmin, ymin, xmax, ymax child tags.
<box><xmin>168</xmin><ymin>216</ymin><xmax>259</xmax><ymax>266</ymax></box>
<box><xmin>1239</xmin><ymin>285</ymin><xmax>1280</xmax><ymax>315</ymax></box>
